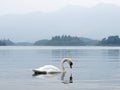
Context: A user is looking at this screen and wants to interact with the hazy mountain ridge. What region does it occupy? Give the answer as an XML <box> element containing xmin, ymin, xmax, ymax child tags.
<box><xmin>0</xmin><ymin>3</ymin><xmax>120</xmax><ymax>41</ymax></box>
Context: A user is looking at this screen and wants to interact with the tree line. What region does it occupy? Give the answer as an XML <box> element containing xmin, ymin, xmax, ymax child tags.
<box><xmin>34</xmin><ymin>35</ymin><xmax>86</xmax><ymax>46</ymax></box>
<box><xmin>0</xmin><ymin>39</ymin><xmax>14</xmax><ymax>46</ymax></box>
<box><xmin>0</xmin><ymin>40</ymin><xmax>6</xmax><ymax>46</ymax></box>
<box><xmin>1</xmin><ymin>35</ymin><xmax>120</xmax><ymax>46</ymax></box>
<box><xmin>49</xmin><ymin>35</ymin><xmax>85</xmax><ymax>46</ymax></box>
<box><xmin>34</xmin><ymin>35</ymin><xmax>120</xmax><ymax>46</ymax></box>
<box><xmin>100</xmin><ymin>35</ymin><xmax>120</xmax><ymax>46</ymax></box>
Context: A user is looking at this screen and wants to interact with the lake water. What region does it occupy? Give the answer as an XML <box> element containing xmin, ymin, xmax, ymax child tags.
<box><xmin>0</xmin><ymin>46</ymin><xmax>120</xmax><ymax>90</ymax></box>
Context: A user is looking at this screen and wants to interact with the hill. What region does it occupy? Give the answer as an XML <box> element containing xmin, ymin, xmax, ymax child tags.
<box><xmin>34</xmin><ymin>35</ymin><xmax>99</xmax><ymax>46</ymax></box>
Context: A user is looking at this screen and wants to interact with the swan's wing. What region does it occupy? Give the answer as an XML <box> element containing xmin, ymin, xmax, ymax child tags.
<box><xmin>45</xmin><ymin>65</ymin><xmax>60</xmax><ymax>71</ymax></box>
<box><xmin>33</xmin><ymin>65</ymin><xmax>61</xmax><ymax>73</ymax></box>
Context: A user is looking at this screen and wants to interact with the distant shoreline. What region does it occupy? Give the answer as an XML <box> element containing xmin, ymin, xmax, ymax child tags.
<box><xmin>1</xmin><ymin>35</ymin><xmax>120</xmax><ymax>46</ymax></box>
<box><xmin>0</xmin><ymin>46</ymin><xmax>120</xmax><ymax>51</ymax></box>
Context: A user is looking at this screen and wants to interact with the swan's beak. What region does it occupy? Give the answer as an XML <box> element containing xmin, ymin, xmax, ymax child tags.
<box><xmin>70</xmin><ymin>65</ymin><xmax>72</xmax><ymax>69</ymax></box>
<box><xmin>70</xmin><ymin>62</ymin><xmax>73</xmax><ymax>69</ymax></box>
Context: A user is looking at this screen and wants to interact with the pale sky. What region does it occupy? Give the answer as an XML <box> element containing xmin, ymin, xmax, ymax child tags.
<box><xmin>0</xmin><ymin>0</ymin><xmax>120</xmax><ymax>15</ymax></box>
<box><xmin>0</xmin><ymin>0</ymin><xmax>120</xmax><ymax>42</ymax></box>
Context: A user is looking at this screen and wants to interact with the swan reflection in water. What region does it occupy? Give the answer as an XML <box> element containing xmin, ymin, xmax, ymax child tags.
<box><xmin>32</xmin><ymin>72</ymin><xmax>73</xmax><ymax>84</ymax></box>
<box><xmin>61</xmin><ymin>72</ymin><xmax>73</xmax><ymax>84</ymax></box>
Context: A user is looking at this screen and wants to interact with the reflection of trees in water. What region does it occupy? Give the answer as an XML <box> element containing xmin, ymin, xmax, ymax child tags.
<box><xmin>102</xmin><ymin>49</ymin><xmax>120</xmax><ymax>60</ymax></box>
<box><xmin>51</xmin><ymin>49</ymin><xmax>88</xmax><ymax>59</ymax></box>
<box><xmin>107</xmin><ymin>50</ymin><xmax>120</xmax><ymax>61</ymax></box>
<box><xmin>107</xmin><ymin>50</ymin><xmax>119</xmax><ymax>56</ymax></box>
<box><xmin>0</xmin><ymin>50</ymin><xmax>10</xmax><ymax>57</ymax></box>
<box><xmin>61</xmin><ymin>72</ymin><xmax>73</xmax><ymax>84</ymax></box>
<box><xmin>51</xmin><ymin>49</ymin><xmax>84</xmax><ymax>66</ymax></box>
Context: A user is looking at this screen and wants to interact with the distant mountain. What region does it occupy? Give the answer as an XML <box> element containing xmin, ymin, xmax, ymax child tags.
<box><xmin>0</xmin><ymin>39</ymin><xmax>34</xmax><ymax>46</ymax></box>
<box><xmin>15</xmin><ymin>42</ymin><xmax>33</xmax><ymax>46</ymax></box>
<box><xmin>0</xmin><ymin>3</ymin><xmax>120</xmax><ymax>41</ymax></box>
<box><xmin>34</xmin><ymin>39</ymin><xmax>49</xmax><ymax>46</ymax></box>
<box><xmin>79</xmin><ymin>37</ymin><xmax>99</xmax><ymax>45</ymax></box>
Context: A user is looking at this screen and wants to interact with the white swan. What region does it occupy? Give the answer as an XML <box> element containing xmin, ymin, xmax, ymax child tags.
<box><xmin>32</xmin><ymin>58</ymin><xmax>73</xmax><ymax>74</ymax></box>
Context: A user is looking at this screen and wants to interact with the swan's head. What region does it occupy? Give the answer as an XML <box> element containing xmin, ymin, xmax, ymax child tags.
<box><xmin>62</xmin><ymin>58</ymin><xmax>73</xmax><ymax>69</ymax></box>
<box><xmin>70</xmin><ymin>61</ymin><xmax>73</xmax><ymax>69</ymax></box>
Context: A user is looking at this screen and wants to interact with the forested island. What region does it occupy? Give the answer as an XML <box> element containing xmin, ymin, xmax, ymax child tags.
<box><xmin>34</xmin><ymin>35</ymin><xmax>98</xmax><ymax>46</ymax></box>
<box><xmin>100</xmin><ymin>36</ymin><xmax>120</xmax><ymax>46</ymax></box>
<box><xmin>1</xmin><ymin>35</ymin><xmax>120</xmax><ymax>46</ymax></box>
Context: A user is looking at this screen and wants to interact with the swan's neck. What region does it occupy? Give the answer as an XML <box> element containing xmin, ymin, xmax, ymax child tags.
<box><xmin>60</xmin><ymin>61</ymin><xmax>66</xmax><ymax>72</ymax></box>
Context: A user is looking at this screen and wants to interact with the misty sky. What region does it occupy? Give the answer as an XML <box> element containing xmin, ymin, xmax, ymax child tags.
<box><xmin>0</xmin><ymin>0</ymin><xmax>120</xmax><ymax>42</ymax></box>
<box><xmin>0</xmin><ymin>0</ymin><xmax>120</xmax><ymax>15</ymax></box>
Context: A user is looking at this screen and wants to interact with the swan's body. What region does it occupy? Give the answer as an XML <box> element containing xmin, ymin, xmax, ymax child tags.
<box><xmin>33</xmin><ymin>65</ymin><xmax>61</xmax><ymax>74</ymax></box>
<box><xmin>33</xmin><ymin>58</ymin><xmax>73</xmax><ymax>74</ymax></box>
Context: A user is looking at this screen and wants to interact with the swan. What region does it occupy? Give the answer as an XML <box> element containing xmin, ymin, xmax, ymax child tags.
<box><xmin>32</xmin><ymin>58</ymin><xmax>73</xmax><ymax>74</ymax></box>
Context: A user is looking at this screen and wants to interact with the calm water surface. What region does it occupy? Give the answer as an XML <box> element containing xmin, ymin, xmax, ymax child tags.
<box><xmin>0</xmin><ymin>46</ymin><xmax>120</xmax><ymax>90</ymax></box>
